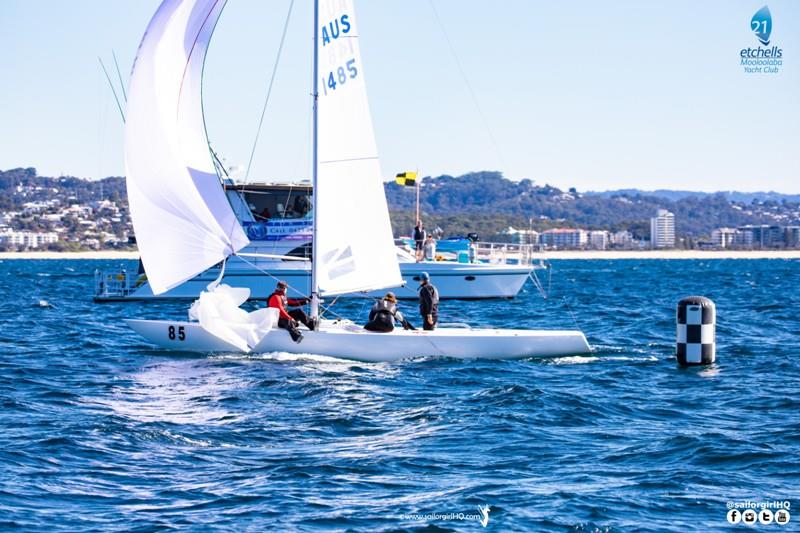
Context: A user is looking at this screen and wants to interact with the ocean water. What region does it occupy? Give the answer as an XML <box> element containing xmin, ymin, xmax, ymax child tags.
<box><xmin>0</xmin><ymin>258</ymin><xmax>798</xmax><ymax>531</ymax></box>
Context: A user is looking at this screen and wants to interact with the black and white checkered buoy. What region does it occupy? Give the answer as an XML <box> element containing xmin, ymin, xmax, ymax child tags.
<box><xmin>676</xmin><ymin>296</ymin><xmax>716</xmax><ymax>366</ymax></box>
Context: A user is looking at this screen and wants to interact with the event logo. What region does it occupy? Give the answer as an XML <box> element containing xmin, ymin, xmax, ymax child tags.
<box><xmin>477</xmin><ymin>505</ymin><xmax>491</xmax><ymax>527</ymax></box>
<box><xmin>751</xmin><ymin>6</ymin><xmax>772</xmax><ymax>45</ymax></box>
<box><xmin>739</xmin><ymin>5</ymin><xmax>783</xmax><ymax>74</ymax></box>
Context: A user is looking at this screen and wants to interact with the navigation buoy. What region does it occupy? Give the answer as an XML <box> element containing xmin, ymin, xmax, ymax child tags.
<box><xmin>676</xmin><ymin>296</ymin><xmax>715</xmax><ymax>365</ymax></box>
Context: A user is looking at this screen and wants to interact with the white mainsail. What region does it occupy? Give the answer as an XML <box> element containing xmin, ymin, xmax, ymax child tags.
<box><xmin>314</xmin><ymin>0</ymin><xmax>403</xmax><ymax>297</ymax></box>
<box><xmin>125</xmin><ymin>0</ymin><xmax>249</xmax><ymax>295</ymax></box>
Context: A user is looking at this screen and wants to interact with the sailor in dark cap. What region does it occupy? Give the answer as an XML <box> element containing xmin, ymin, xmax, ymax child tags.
<box><xmin>418</xmin><ymin>272</ymin><xmax>439</xmax><ymax>330</ymax></box>
<box><xmin>364</xmin><ymin>292</ymin><xmax>415</xmax><ymax>332</ymax></box>
<box><xmin>268</xmin><ymin>280</ymin><xmax>314</xmax><ymax>343</ymax></box>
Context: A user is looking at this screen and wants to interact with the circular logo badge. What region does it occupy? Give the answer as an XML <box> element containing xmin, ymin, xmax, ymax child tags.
<box><xmin>727</xmin><ymin>509</ymin><xmax>742</xmax><ymax>524</ymax></box>
<box><xmin>759</xmin><ymin>509</ymin><xmax>774</xmax><ymax>525</ymax></box>
<box><xmin>775</xmin><ymin>509</ymin><xmax>791</xmax><ymax>526</ymax></box>
<box><xmin>742</xmin><ymin>509</ymin><xmax>758</xmax><ymax>525</ymax></box>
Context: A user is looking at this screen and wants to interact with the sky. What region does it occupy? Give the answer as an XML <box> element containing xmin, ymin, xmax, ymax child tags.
<box><xmin>0</xmin><ymin>0</ymin><xmax>798</xmax><ymax>193</ymax></box>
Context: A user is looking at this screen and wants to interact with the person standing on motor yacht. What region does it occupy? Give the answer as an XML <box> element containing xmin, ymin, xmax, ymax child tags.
<box><xmin>423</xmin><ymin>234</ymin><xmax>436</xmax><ymax>261</ymax></box>
<box><xmin>413</xmin><ymin>220</ymin><xmax>426</xmax><ymax>262</ymax></box>
<box><xmin>418</xmin><ymin>272</ymin><xmax>439</xmax><ymax>330</ymax></box>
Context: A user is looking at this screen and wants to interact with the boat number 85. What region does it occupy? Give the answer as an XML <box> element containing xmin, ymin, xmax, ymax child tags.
<box><xmin>168</xmin><ymin>325</ymin><xmax>185</xmax><ymax>341</ymax></box>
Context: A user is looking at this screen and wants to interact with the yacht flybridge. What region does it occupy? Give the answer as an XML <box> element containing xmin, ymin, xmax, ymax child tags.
<box><xmin>121</xmin><ymin>0</ymin><xmax>591</xmax><ymax>361</ymax></box>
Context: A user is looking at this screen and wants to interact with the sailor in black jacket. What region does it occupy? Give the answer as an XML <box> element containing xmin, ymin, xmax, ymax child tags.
<box><xmin>418</xmin><ymin>271</ymin><xmax>439</xmax><ymax>330</ymax></box>
<box><xmin>365</xmin><ymin>292</ymin><xmax>415</xmax><ymax>332</ymax></box>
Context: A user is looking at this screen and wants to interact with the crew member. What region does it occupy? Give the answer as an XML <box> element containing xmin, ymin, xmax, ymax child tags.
<box><xmin>418</xmin><ymin>272</ymin><xmax>439</xmax><ymax>330</ymax></box>
<box><xmin>413</xmin><ymin>220</ymin><xmax>426</xmax><ymax>262</ymax></box>
<box><xmin>268</xmin><ymin>280</ymin><xmax>314</xmax><ymax>343</ymax></box>
<box><xmin>423</xmin><ymin>234</ymin><xmax>436</xmax><ymax>261</ymax></box>
<box><xmin>364</xmin><ymin>292</ymin><xmax>415</xmax><ymax>332</ymax></box>
<box><xmin>293</xmin><ymin>194</ymin><xmax>311</xmax><ymax>216</ymax></box>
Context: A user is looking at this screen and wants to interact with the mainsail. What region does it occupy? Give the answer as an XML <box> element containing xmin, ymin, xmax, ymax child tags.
<box><xmin>314</xmin><ymin>0</ymin><xmax>403</xmax><ymax>297</ymax></box>
<box><xmin>125</xmin><ymin>0</ymin><xmax>249</xmax><ymax>295</ymax></box>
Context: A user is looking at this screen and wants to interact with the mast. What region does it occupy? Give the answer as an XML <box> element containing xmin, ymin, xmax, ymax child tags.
<box><xmin>309</xmin><ymin>0</ymin><xmax>320</xmax><ymax>326</ymax></box>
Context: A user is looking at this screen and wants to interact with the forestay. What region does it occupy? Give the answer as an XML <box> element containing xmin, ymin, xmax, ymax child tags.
<box><xmin>125</xmin><ymin>0</ymin><xmax>249</xmax><ymax>295</ymax></box>
<box><xmin>315</xmin><ymin>0</ymin><xmax>403</xmax><ymax>296</ymax></box>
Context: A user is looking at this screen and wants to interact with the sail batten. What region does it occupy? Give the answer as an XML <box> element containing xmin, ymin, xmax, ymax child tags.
<box><xmin>125</xmin><ymin>0</ymin><xmax>248</xmax><ymax>295</ymax></box>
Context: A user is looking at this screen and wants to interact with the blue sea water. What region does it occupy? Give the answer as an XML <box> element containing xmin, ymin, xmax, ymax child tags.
<box><xmin>0</xmin><ymin>258</ymin><xmax>798</xmax><ymax>531</ymax></box>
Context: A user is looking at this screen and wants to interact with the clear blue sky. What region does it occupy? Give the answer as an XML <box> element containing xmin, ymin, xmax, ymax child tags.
<box><xmin>1</xmin><ymin>1</ymin><xmax>798</xmax><ymax>192</ymax></box>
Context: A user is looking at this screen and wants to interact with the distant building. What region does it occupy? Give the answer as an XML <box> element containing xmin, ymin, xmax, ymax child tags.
<box><xmin>503</xmin><ymin>226</ymin><xmax>539</xmax><ymax>245</ymax></box>
<box><xmin>650</xmin><ymin>209</ymin><xmax>675</xmax><ymax>249</ymax></box>
<box><xmin>540</xmin><ymin>228</ymin><xmax>587</xmax><ymax>249</ymax></box>
<box><xmin>785</xmin><ymin>226</ymin><xmax>800</xmax><ymax>248</ymax></box>
<box><xmin>735</xmin><ymin>226</ymin><xmax>755</xmax><ymax>247</ymax></box>
<box><xmin>610</xmin><ymin>230</ymin><xmax>634</xmax><ymax>248</ymax></box>
<box><xmin>765</xmin><ymin>225</ymin><xmax>785</xmax><ymax>247</ymax></box>
<box><xmin>0</xmin><ymin>230</ymin><xmax>59</xmax><ymax>249</ymax></box>
<box><xmin>711</xmin><ymin>228</ymin><xmax>738</xmax><ymax>248</ymax></box>
<box><xmin>588</xmin><ymin>230</ymin><xmax>609</xmax><ymax>250</ymax></box>
<box><xmin>737</xmin><ymin>225</ymin><xmax>784</xmax><ymax>248</ymax></box>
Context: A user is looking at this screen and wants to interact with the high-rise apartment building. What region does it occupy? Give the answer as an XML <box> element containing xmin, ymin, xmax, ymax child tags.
<box><xmin>650</xmin><ymin>209</ymin><xmax>675</xmax><ymax>249</ymax></box>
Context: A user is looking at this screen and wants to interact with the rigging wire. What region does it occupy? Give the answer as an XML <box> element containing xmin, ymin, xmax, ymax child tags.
<box><xmin>561</xmin><ymin>296</ymin><xmax>583</xmax><ymax>333</ymax></box>
<box><xmin>426</xmin><ymin>0</ymin><xmax>508</xmax><ymax>173</ymax></box>
<box><xmin>226</xmin><ymin>0</ymin><xmax>296</xmax><ymax>250</ymax></box>
<box><xmin>98</xmin><ymin>57</ymin><xmax>126</xmax><ymax>124</ymax></box>
<box><xmin>234</xmin><ymin>254</ymin><xmax>378</xmax><ymax>322</ymax></box>
<box><xmin>242</xmin><ymin>0</ymin><xmax>295</xmax><ymax>186</ymax></box>
<box><xmin>538</xmin><ymin>259</ymin><xmax>584</xmax><ymax>334</ymax></box>
<box><xmin>112</xmin><ymin>49</ymin><xmax>128</xmax><ymax>103</ymax></box>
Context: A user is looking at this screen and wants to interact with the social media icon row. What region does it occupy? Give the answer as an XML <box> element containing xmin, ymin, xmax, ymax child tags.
<box><xmin>727</xmin><ymin>508</ymin><xmax>791</xmax><ymax>525</ymax></box>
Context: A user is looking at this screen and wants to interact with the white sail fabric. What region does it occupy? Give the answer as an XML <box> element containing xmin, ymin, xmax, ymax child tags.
<box><xmin>188</xmin><ymin>284</ymin><xmax>278</xmax><ymax>351</ymax></box>
<box><xmin>315</xmin><ymin>0</ymin><xmax>402</xmax><ymax>296</ymax></box>
<box><xmin>125</xmin><ymin>0</ymin><xmax>249</xmax><ymax>295</ymax></box>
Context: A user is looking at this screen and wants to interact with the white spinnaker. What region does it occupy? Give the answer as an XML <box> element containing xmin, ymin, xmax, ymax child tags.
<box><xmin>315</xmin><ymin>0</ymin><xmax>402</xmax><ymax>296</ymax></box>
<box><xmin>125</xmin><ymin>0</ymin><xmax>248</xmax><ymax>295</ymax></box>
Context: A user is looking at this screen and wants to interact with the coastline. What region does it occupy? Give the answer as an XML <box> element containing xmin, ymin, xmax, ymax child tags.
<box><xmin>0</xmin><ymin>251</ymin><xmax>141</xmax><ymax>260</ymax></box>
<box><xmin>543</xmin><ymin>250</ymin><xmax>800</xmax><ymax>260</ymax></box>
<box><xmin>1</xmin><ymin>250</ymin><xmax>799</xmax><ymax>260</ymax></box>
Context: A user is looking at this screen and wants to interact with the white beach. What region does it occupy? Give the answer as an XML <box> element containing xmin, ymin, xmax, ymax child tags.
<box><xmin>2</xmin><ymin>250</ymin><xmax>799</xmax><ymax>260</ymax></box>
<box><xmin>543</xmin><ymin>250</ymin><xmax>800</xmax><ymax>260</ymax></box>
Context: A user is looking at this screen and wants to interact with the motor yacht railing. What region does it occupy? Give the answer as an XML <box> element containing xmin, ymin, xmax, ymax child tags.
<box><xmin>94</xmin><ymin>268</ymin><xmax>142</xmax><ymax>300</ymax></box>
<box><xmin>471</xmin><ymin>241</ymin><xmax>546</xmax><ymax>268</ymax></box>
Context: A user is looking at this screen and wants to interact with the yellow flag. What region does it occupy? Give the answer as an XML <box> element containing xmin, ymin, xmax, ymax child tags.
<box><xmin>395</xmin><ymin>171</ymin><xmax>417</xmax><ymax>187</ymax></box>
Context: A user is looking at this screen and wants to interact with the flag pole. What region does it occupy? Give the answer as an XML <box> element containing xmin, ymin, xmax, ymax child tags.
<box><xmin>415</xmin><ymin>167</ymin><xmax>420</xmax><ymax>223</ymax></box>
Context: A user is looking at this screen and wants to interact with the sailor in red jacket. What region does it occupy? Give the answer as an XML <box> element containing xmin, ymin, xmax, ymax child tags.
<box><xmin>268</xmin><ymin>280</ymin><xmax>314</xmax><ymax>343</ymax></box>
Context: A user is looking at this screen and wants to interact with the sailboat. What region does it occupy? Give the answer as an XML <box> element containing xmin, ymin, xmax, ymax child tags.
<box><xmin>124</xmin><ymin>0</ymin><xmax>591</xmax><ymax>361</ymax></box>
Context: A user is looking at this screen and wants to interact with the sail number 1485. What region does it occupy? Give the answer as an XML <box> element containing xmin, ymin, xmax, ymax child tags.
<box><xmin>321</xmin><ymin>58</ymin><xmax>358</xmax><ymax>95</ymax></box>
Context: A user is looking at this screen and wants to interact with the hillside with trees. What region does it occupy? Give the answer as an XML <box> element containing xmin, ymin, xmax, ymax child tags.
<box><xmin>386</xmin><ymin>171</ymin><xmax>800</xmax><ymax>240</ymax></box>
<box><xmin>2</xmin><ymin>167</ymin><xmax>798</xmax><ymax>247</ymax></box>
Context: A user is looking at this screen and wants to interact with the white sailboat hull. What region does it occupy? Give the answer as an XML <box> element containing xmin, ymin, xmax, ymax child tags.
<box><xmin>126</xmin><ymin>319</ymin><xmax>591</xmax><ymax>362</ymax></box>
